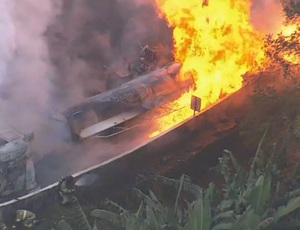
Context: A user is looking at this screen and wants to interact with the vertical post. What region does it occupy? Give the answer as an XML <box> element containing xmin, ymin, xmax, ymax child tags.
<box><xmin>193</xmin><ymin>97</ymin><xmax>196</xmax><ymax>116</ymax></box>
<box><xmin>190</xmin><ymin>95</ymin><xmax>201</xmax><ymax>117</ymax></box>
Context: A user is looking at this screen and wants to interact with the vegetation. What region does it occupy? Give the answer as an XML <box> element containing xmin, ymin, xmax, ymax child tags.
<box><xmin>49</xmin><ymin>2</ymin><xmax>300</xmax><ymax>230</ymax></box>
<box><xmin>52</xmin><ymin>129</ymin><xmax>299</xmax><ymax>230</ymax></box>
<box><xmin>240</xmin><ymin>1</ymin><xmax>300</xmax><ymax>169</ymax></box>
<box><xmin>55</xmin><ymin>9</ymin><xmax>300</xmax><ymax>230</ymax></box>
<box><xmin>281</xmin><ymin>0</ymin><xmax>300</xmax><ymax>19</ymax></box>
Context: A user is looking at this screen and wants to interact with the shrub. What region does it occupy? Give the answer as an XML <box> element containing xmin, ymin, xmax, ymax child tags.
<box><xmin>89</xmin><ymin>131</ymin><xmax>300</xmax><ymax>230</ymax></box>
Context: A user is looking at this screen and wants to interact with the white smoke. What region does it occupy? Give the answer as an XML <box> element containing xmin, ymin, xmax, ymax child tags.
<box><xmin>250</xmin><ymin>0</ymin><xmax>285</xmax><ymax>34</ymax></box>
<box><xmin>0</xmin><ymin>1</ymin><xmax>15</xmax><ymax>87</ymax></box>
<box><xmin>0</xmin><ymin>0</ymin><xmax>60</xmax><ymax>133</ymax></box>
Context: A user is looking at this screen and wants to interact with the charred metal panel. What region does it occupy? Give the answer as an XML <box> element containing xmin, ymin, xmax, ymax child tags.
<box><xmin>58</xmin><ymin>62</ymin><xmax>194</xmax><ymax>140</ymax></box>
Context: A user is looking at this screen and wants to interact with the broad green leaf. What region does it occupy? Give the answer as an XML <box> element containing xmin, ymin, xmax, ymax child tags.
<box><xmin>103</xmin><ymin>198</ymin><xmax>128</xmax><ymax>214</ymax></box>
<box><xmin>174</xmin><ymin>175</ymin><xmax>185</xmax><ymax>214</ymax></box>
<box><xmin>148</xmin><ymin>190</ymin><xmax>169</xmax><ymax>224</ymax></box>
<box><xmin>163</xmin><ymin>208</ymin><xmax>183</xmax><ymax>228</ymax></box>
<box><xmin>134</xmin><ymin>202</ymin><xmax>145</xmax><ymax>222</ymax></box>
<box><xmin>212</xmin><ymin>210</ymin><xmax>234</xmax><ymax>223</ymax></box>
<box><xmin>231</xmin><ymin>208</ymin><xmax>261</xmax><ymax>230</ymax></box>
<box><xmin>145</xmin><ymin>205</ymin><xmax>161</xmax><ymax>230</ymax></box>
<box><xmin>226</xmin><ymin>169</ymin><xmax>245</xmax><ymax>200</ymax></box>
<box><xmin>229</xmin><ymin>151</ymin><xmax>241</xmax><ymax>173</ymax></box>
<box><xmin>92</xmin><ymin>224</ymin><xmax>98</xmax><ymax>230</ymax></box>
<box><xmin>273</xmin><ymin>196</ymin><xmax>300</xmax><ymax>222</ymax></box>
<box><xmin>274</xmin><ymin>220</ymin><xmax>300</xmax><ymax>229</ymax></box>
<box><xmin>186</xmin><ymin>192</ymin><xmax>211</xmax><ymax>230</ymax></box>
<box><xmin>211</xmin><ymin>223</ymin><xmax>233</xmax><ymax>230</ymax></box>
<box><xmin>57</xmin><ymin>220</ymin><xmax>73</xmax><ymax>230</ymax></box>
<box><xmin>245</xmin><ymin>163</ymin><xmax>272</xmax><ymax>216</ymax></box>
<box><xmin>293</xmin><ymin>115</ymin><xmax>300</xmax><ymax>138</ymax></box>
<box><xmin>206</xmin><ymin>183</ymin><xmax>216</xmax><ymax>202</ymax></box>
<box><xmin>247</xmin><ymin>127</ymin><xmax>268</xmax><ymax>185</ymax></box>
<box><xmin>219</xmin><ymin>154</ymin><xmax>232</xmax><ymax>186</ymax></box>
<box><xmin>284</xmin><ymin>188</ymin><xmax>300</xmax><ymax>200</ymax></box>
<box><xmin>73</xmin><ymin>200</ymin><xmax>93</xmax><ymax>230</ymax></box>
<box><xmin>154</xmin><ymin>175</ymin><xmax>201</xmax><ymax>198</ymax></box>
<box><xmin>253</xmin><ymin>217</ymin><xmax>273</xmax><ymax>230</ymax></box>
<box><xmin>90</xmin><ymin>209</ymin><xmax>123</xmax><ymax>227</ymax></box>
<box><xmin>149</xmin><ymin>190</ymin><xmax>164</xmax><ymax>210</ymax></box>
<box><xmin>126</xmin><ymin>215</ymin><xmax>144</xmax><ymax>230</ymax></box>
<box><xmin>218</xmin><ymin>200</ymin><xmax>234</xmax><ymax>212</ymax></box>
<box><xmin>132</xmin><ymin>188</ymin><xmax>162</xmax><ymax>212</ymax></box>
<box><xmin>132</xmin><ymin>188</ymin><xmax>171</xmax><ymax>226</ymax></box>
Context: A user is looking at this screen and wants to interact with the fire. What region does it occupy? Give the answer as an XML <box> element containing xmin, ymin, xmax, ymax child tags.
<box><xmin>149</xmin><ymin>0</ymin><xmax>266</xmax><ymax>138</ymax></box>
<box><xmin>281</xmin><ymin>24</ymin><xmax>297</xmax><ymax>37</ymax></box>
<box><xmin>277</xmin><ymin>20</ymin><xmax>300</xmax><ymax>65</ymax></box>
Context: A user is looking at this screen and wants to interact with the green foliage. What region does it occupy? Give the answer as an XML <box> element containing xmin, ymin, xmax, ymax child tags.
<box><xmin>264</xmin><ymin>26</ymin><xmax>299</xmax><ymax>76</ymax></box>
<box><xmin>293</xmin><ymin>115</ymin><xmax>300</xmax><ymax>138</ymax></box>
<box><xmin>89</xmin><ymin>132</ymin><xmax>300</xmax><ymax>230</ymax></box>
<box><xmin>186</xmin><ymin>189</ymin><xmax>212</xmax><ymax>230</ymax></box>
<box><xmin>262</xmin><ymin>1</ymin><xmax>300</xmax><ymax>78</ymax></box>
<box><xmin>53</xmin><ymin>220</ymin><xmax>73</xmax><ymax>230</ymax></box>
<box><xmin>70</xmin><ymin>199</ymin><xmax>93</xmax><ymax>230</ymax></box>
<box><xmin>281</xmin><ymin>0</ymin><xmax>300</xmax><ymax>18</ymax></box>
<box><xmin>56</xmin><ymin>198</ymin><xmax>96</xmax><ymax>230</ymax></box>
<box><xmin>239</xmin><ymin>80</ymin><xmax>300</xmax><ymax>153</ymax></box>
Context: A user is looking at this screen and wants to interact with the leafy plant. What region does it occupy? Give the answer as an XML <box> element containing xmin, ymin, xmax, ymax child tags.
<box><xmin>89</xmin><ymin>131</ymin><xmax>300</xmax><ymax>229</ymax></box>
<box><xmin>52</xmin><ymin>220</ymin><xmax>73</xmax><ymax>230</ymax></box>
<box><xmin>58</xmin><ymin>198</ymin><xmax>97</xmax><ymax>230</ymax></box>
<box><xmin>240</xmin><ymin>80</ymin><xmax>300</xmax><ymax>145</ymax></box>
<box><xmin>281</xmin><ymin>0</ymin><xmax>300</xmax><ymax>18</ymax></box>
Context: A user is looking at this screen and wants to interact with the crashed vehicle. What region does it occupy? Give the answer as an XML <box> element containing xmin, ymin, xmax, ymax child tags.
<box><xmin>0</xmin><ymin>129</ymin><xmax>38</xmax><ymax>201</ymax></box>
<box><xmin>54</xmin><ymin>62</ymin><xmax>195</xmax><ymax>142</ymax></box>
<box><xmin>105</xmin><ymin>44</ymin><xmax>162</xmax><ymax>91</ymax></box>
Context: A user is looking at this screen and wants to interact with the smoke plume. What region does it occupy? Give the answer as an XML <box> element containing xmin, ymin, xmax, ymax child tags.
<box><xmin>0</xmin><ymin>2</ymin><xmax>15</xmax><ymax>87</ymax></box>
<box><xmin>250</xmin><ymin>0</ymin><xmax>285</xmax><ymax>34</ymax></box>
<box><xmin>0</xmin><ymin>1</ymin><xmax>60</xmax><ymax>133</ymax></box>
<box><xmin>3</xmin><ymin>0</ymin><xmax>173</xmax><ymax>185</ymax></box>
<box><xmin>47</xmin><ymin>0</ymin><xmax>171</xmax><ymax>100</ymax></box>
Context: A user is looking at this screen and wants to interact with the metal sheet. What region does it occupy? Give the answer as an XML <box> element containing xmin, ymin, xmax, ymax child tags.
<box><xmin>79</xmin><ymin>108</ymin><xmax>145</xmax><ymax>139</ymax></box>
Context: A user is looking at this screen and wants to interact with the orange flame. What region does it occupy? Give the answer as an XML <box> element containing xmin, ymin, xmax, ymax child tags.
<box><xmin>277</xmin><ymin>20</ymin><xmax>300</xmax><ymax>65</ymax></box>
<box><xmin>149</xmin><ymin>0</ymin><xmax>266</xmax><ymax>138</ymax></box>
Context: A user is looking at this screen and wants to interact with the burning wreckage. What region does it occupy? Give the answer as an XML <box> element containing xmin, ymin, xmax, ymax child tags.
<box><xmin>54</xmin><ymin>61</ymin><xmax>195</xmax><ymax>142</ymax></box>
<box><xmin>0</xmin><ymin>129</ymin><xmax>38</xmax><ymax>201</ymax></box>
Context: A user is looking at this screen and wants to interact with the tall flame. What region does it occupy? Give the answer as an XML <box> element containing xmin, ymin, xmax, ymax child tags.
<box><xmin>149</xmin><ymin>0</ymin><xmax>266</xmax><ymax>137</ymax></box>
<box><xmin>277</xmin><ymin>19</ymin><xmax>300</xmax><ymax>65</ymax></box>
